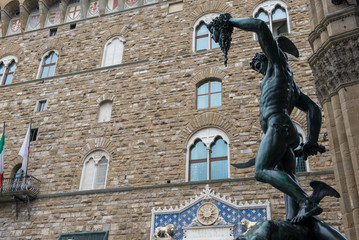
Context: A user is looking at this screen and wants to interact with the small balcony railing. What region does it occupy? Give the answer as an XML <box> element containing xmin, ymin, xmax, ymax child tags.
<box><xmin>0</xmin><ymin>175</ymin><xmax>41</xmax><ymax>202</ymax></box>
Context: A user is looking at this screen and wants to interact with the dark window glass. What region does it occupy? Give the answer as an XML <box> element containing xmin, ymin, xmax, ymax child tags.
<box><xmin>30</xmin><ymin>128</ymin><xmax>38</xmax><ymax>141</ymax></box>
<box><xmin>49</xmin><ymin>28</ymin><xmax>57</xmax><ymax>36</ymax></box>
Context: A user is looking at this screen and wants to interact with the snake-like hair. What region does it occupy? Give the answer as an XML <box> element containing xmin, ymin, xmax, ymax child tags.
<box><xmin>207</xmin><ymin>13</ymin><xmax>233</xmax><ymax>67</ymax></box>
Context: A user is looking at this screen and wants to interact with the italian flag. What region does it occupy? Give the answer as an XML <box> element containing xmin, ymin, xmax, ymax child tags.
<box><xmin>0</xmin><ymin>132</ymin><xmax>4</xmax><ymax>188</ymax></box>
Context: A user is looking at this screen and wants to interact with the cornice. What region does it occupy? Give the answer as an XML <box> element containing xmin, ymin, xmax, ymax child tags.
<box><xmin>308</xmin><ymin>6</ymin><xmax>359</xmax><ymax>46</ymax></box>
<box><xmin>308</xmin><ymin>28</ymin><xmax>359</xmax><ymax>65</ymax></box>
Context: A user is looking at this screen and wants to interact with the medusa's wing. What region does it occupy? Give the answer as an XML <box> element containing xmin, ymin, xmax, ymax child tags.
<box><xmin>277</xmin><ymin>36</ymin><xmax>299</xmax><ymax>58</ymax></box>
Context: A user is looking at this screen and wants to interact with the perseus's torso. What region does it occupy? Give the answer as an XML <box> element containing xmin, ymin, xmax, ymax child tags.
<box><xmin>259</xmin><ymin>62</ymin><xmax>298</xmax><ymax>124</ymax></box>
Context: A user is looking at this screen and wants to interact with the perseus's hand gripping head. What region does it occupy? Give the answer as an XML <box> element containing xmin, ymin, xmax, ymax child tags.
<box><xmin>207</xmin><ymin>13</ymin><xmax>233</xmax><ymax>67</ymax></box>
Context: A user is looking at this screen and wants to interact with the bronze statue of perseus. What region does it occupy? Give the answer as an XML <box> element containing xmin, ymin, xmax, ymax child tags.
<box><xmin>208</xmin><ymin>13</ymin><xmax>347</xmax><ymax>240</ymax></box>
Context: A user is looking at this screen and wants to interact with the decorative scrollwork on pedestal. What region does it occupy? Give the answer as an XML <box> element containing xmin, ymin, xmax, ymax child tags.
<box><xmin>197</xmin><ymin>203</ymin><xmax>219</xmax><ymax>226</ymax></box>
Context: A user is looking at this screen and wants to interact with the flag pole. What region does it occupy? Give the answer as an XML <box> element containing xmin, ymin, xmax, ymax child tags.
<box><xmin>26</xmin><ymin>119</ymin><xmax>32</xmax><ymax>177</ymax></box>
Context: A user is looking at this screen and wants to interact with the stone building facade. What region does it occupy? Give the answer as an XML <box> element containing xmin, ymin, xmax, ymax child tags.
<box><xmin>0</xmin><ymin>0</ymin><xmax>347</xmax><ymax>239</ymax></box>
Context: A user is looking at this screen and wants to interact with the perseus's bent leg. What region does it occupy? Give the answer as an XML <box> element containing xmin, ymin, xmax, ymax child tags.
<box><xmin>254</xmin><ymin>114</ymin><xmax>308</xmax><ymax>201</ymax></box>
<box><xmin>254</xmin><ymin>114</ymin><xmax>322</xmax><ymax>222</ymax></box>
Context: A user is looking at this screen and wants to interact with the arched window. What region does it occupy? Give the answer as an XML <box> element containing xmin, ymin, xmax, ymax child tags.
<box><xmin>39</xmin><ymin>51</ymin><xmax>58</xmax><ymax>78</ymax></box>
<box><xmin>98</xmin><ymin>100</ymin><xmax>112</xmax><ymax>123</ymax></box>
<box><xmin>0</xmin><ymin>56</ymin><xmax>17</xmax><ymax>86</ymax></box>
<box><xmin>187</xmin><ymin>128</ymin><xmax>230</xmax><ymax>182</ymax></box>
<box><xmin>253</xmin><ymin>1</ymin><xmax>290</xmax><ymax>38</ymax></box>
<box><xmin>102</xmin><ymin>37</ymin><xmax>124</xmax><ymax>67</ymax></box>
<box><xmin>80</xmin><ymin>151</ymin><xmax>110</xmax><ymax>190</ymax></box>
<box><xmin>255</xmin><ymin>10</ymin><xmax>269</xmax><ymax>26</ymax></box>
<box><xmin>196</xmin><ymin>79</ymin><xmax>222</xmax><ymax>109</ymax></box>
<box><xmin>193</xmin><ymin>13</ymin><xmax>220</xmax><ymax>52</ymax></box>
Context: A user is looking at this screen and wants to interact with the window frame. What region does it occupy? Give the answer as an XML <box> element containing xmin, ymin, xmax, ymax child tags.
<box><xmin>193</xmin><ymin>13</ymin><xmax>220</xmax><ymax>52</ymax></box>
<box><xmin>0</xmin><ymin>56</ymin><xmax>18</xmax><ymax>86</ymax></box>
<box><xmin>186</xmin><ymin>128</ymin><xmax>230</xmax><ymax>182</ymax></box>
<box><xmin>101</xmin><ymin>36</ymin><xmax>125</xmax><ymax>67</ymax></box>
<box><xmin>79</xmin><ymin>150</ymin><xmax>110</xmax><ymax>190</ymax></box>
<box><xmin>37</xmin><ymin>51</ymin><xmax>59</xmax><ymax>79</ymax></box>
<box><xmin>30</xmin><ymin>128</ymin><xmax>39</xmax><ymax>142</ymax></box>
<box><xmin>98</xmin><ymin>100</ymin><xmax>113</xmax><ymax>123</ymax></box>
<box><xmin>196</xmin><ymin>79</ymin><xmax>222</xmax><ymax>109</ymax></box>
<box><xmin>252</xmin><ymin>1</ymin><xmax>291</xmax><ymax>38</ymax></box>
<box><xmin>36</xmin><ymin>99</ymin><xmax>48</xmax><ymax>112</ymax></box>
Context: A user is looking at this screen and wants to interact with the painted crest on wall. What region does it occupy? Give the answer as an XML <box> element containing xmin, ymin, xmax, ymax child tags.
<box><xmin>45</xmin><ymin>8</ymin><xmax>60</xmax><ymax>27</ymax></box>
<box><xmin>88</xmin><ymin>0</ymin><xmax>100</xmax><ymax>17</ymax></box>
<box><xmin>11</xmin><ymin>19</ymin><xmax>21</xmax><ymax>32</ymax></box>
<box><xmin>106</xmin><ymin>0</ymin><xmax>119</xmax><ymax>13</ymax></box>
<box><xmin>29</xmin><ymin>15</ymin><xmax>40</xmax><ymax>29</ymax></box>
<box><xmin>124</xmin><ymin>0</ymin><xmax>139</xmax><ymax>9</ymax></box>
<box><xmin>7</xmin><ymin>19</ymin><xmax>21</xmax><ymax>35</ymax></box>
<box><xmin>66</xmin><ymin>5</ymin><xmax>81</xmax><ymax>22</ymax></box>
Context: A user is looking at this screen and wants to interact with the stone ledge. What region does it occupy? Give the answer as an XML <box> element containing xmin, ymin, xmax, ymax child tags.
<box><xmin>37</xmin><ymin>170</ymin><xmax>334</xmax><ymax>199</ymax></box>
<box><xmin>0</xmin><ymin>59</ymin><xmax>149</xmax><ymax>89</ymax></box>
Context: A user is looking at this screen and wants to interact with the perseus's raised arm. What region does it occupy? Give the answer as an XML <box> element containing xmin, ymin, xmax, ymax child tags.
<box><xmin>229</xmin><ymin>18</ymin><xmax>283</xmax><ymax>64</ymax></box>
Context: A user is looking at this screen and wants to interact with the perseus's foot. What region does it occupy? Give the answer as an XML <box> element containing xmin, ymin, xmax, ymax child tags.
<box><xmin>291</xmin><ymin>199</ymin><xmax>322</xmax><ymax>223</ymax></box>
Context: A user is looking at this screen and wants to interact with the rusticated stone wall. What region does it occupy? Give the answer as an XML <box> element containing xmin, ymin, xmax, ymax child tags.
<box><xmin>0</xmin><ymin>173</ymin><xmax>342</xmax><ymax>239</ymax></box>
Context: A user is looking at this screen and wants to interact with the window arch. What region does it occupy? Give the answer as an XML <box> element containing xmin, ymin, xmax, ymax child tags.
<box><xmin>80</xmin><ymin>150</ymin><xmax>110</xmax><ymax>190</ymax></box>
<box><xmin>38</xmin><ymin>51</ymin><xmax>58</xmax><ymax>78</ymax></box>
<box><xmin>187</xmin><ymin>128</ymin><xmax>230</xmax><ymax>182</ymax></box>
<box><xmin>0</xmin><ymin>56</ymin><xmax>17</xmax><ymax>86</ymax></box>
<box><xmin>102</xmin><ymin>37</ymin><xmax>125</xmax><ymax>67</ymax></box>
<box><xmin>193</xmin><ymin>13</ymin><xmax>220</xmax><ymax>52</ymax></box>
<box><xmin>196</xmin><ymin>79</ymin><xmax>222</xmax><ymax>109</ymax></box>
<box><xmin>98</xmin><ymin>100</ymin><xmax>112</xmax><ymax>123</ymax></box>
<box><xmin>253</xmin><ymin>1</ymin><xmax>290</xmax><ymax>38</ymax></box>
